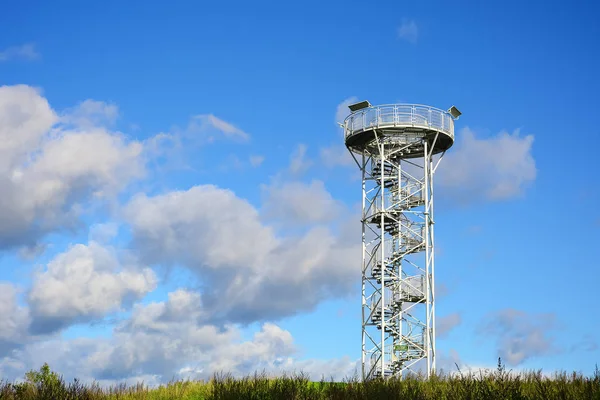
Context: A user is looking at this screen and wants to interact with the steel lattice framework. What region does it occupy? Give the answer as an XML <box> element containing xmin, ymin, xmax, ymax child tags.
<box><xmin>343</xmin><ymin>103</ymin><xmax>460</xmax><ymax>380</ymax></box>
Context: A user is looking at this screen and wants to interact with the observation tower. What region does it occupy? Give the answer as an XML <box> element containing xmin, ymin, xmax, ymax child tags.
<box><xmin>343</xmin><ymin>101</ymin><xmax>461</xmax><ymax>380</ymax></box>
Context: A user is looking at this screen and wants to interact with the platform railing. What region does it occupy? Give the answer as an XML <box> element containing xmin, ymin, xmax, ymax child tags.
<box><xmin>344</xmin><ymin>104</ymin><xmax>454</xmax><ymax>141</ymax></box>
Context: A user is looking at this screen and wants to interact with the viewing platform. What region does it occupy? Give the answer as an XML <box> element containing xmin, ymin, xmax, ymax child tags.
<box><xmin>344</xmin><ymin>104</ymin><xmax>456</xmax><ymax>157</ymax></box>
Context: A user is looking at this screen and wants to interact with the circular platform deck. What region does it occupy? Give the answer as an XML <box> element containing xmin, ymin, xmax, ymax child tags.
<box><xmin>344</xmin><ymin>104</ymin><xmax>455</xmax><ymax>158</ymax></box>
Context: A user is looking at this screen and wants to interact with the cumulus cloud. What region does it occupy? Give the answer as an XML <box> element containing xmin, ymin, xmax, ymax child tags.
<box><xmin>319</xmin><ymin>144</ymin><xmax>354</xmax><ymax>168</ymax></box>
<box><xmin>0</xmin><ymin>289</ymin><xmax>356</xmax><ymax>384</ymax></box>
<box><xmin>0</xmin><ymin>283</ymin><xmax>30</xmax><ymax>357</ymax></box>
<box><xmin>438</xmin><ymin>128</ymin><xmax>536</xmax><ymax>203</ymax></box>
<box><xmin>335</xmin><ymin>96</ymin><xmax>358</xmax><ymax>126</ymax></box>
<box><xmin>398</xmin><ymin>19</ymin><xmax>418</xmax><ymax>44</ymax></box>
<box><xmin>0</xmin><ymin>85</ymin><xmax>144</xmax><ymax>250</ymax></box>
<box><xmin>437</xmin><ymin>313</ymin><xmax>462</xmax><ymax>338</ymax></box>
<box><xmin>26</xmin><ymin>129</ymin><xmax>143</xmax><ymax>194</ymax></box>
<box><xmin>281</xmin><ymin>357</ymin><xmax>360</xmax><ymax>381</ymax></box>
<box><xmin>436</xmin><ymin>282</ymin><xmax>450</xmax><ymax>298</ymax></box>
<box><xmin>0</xmin><ymin>43</ymin><xmax>39</xmax><ymax>62</ymax></box>
<box><xmin>289</xmin><ymin>143</ymin><xmax>312</xmax><ymax>174</ymax></box>
<box><xmin>187</xmin><ymin>114</ymin><xmax>250</xmax><ymax>142</ymax></box>
<box><xmin>18</xmin><ymin>243</ymin><xmax>48</xmax><ymax>260</ymax></box>
<box><xmin>61</xmin><ymin>99</ymin><xmax>119</xmax><ymax>128</ymax></box>
<box><xmin>322</xmin><ymin>97</ymin><xmax>362</xmax><ymax>170</ymax></box>
<box><xmin>88</xmin><ymin>222</ymin><xmax>120</xmax><ymax>244</ymax></box>
<box><xmin>124</xmin><ymin>185</ymin><xmax>276</xmax><ymax>272</ymax></box>
<box><xmin>126</xmin><ymin>290</ymin><xmax>205</xmax><ymax>332</ymax></box>
<box><xmin>261</xmin><ymin>180</ymin><xmax>341</xmax><ymax>227</ymax></box>
<box><xmin>437</xmin><ymin>350</ymin><xmax>464</xmax><ymax>375</ymax></box>
<box><xmin>479</xmin><ymin>308</ymin><xmax>557</xmax><ymax>366</ymax></box>
<box><xmin>142</xmin><ymin>114</ymin><xmax>252</xmax><ymax>175</ymax></box>
<box><xmin>123</xmin><ymin>184</ymin><xmax>359</xmax><ymax>324</ymax></box>
<box><xmin>28</xmin><ymin>242</ymin><xmax>157</xmax><ymax>334</ymax></box>
<box><xmin>249</xmin><ymin>155</ymin><xmax>265</xmax><ymax>167</ymax></box>
<box><xmin>0</xmin><ymin>85</ymin><xmax>57</xmax><ymax>164</ymax></box>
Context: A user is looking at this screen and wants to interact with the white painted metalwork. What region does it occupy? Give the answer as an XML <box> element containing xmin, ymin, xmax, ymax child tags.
<box><xmin>344</xmin><ymin>104</ymin><xmax>455</xmax><ymax>144</ymax></box>
<box><xmin>344</xmin><ymin>102</ymin><xmax>459</xmax><ymax>380</ymax></box>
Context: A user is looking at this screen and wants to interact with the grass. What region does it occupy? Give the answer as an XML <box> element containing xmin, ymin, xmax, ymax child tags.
<box><xmin>1</xmin><ymin>361</ymin><xmax>599</xmax><ymax>399</ymax></box>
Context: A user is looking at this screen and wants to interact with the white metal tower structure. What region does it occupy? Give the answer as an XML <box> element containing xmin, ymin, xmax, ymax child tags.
<box><xmin>343</xmin><ymin>101</ymin><xmax>461</xmax><ymax>380</ymax></box>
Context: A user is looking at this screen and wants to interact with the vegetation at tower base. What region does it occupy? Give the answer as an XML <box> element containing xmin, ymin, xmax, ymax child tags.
<box><xmin>1</xmin><ymin>361</ymin><xmax>599</xmax><ymax>399</ymax></box>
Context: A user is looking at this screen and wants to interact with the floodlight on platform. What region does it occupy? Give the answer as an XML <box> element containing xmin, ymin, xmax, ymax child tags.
<box><xmin>348</xmin><ymin>100</ymin><xmax>372</xmax><ymax>112</ymax></box>
<box><xmin>448</xmin><ymin>105</ymin><xmax>462</xmax><ymax>119</ymax></box>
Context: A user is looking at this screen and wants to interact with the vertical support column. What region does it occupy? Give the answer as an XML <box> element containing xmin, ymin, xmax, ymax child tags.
<box><xmin>379</xmin><ymin>140</ymin><xmax>386</xmax><ymax>377</ymax></box>
<box><xmin>423</xmin><ymin>140</ymin><xmax>431</xmax><ymax>378</ymax></box>
<box><xmin>397</xmin><ymin>158</ymin><xmax>403</xmax><ymax>379</ymax></box>
<box><xmin>423</xmin><ymin>139</ymin><xmax>438</xmax><ymax>378</ymax></box>
<box><xmin>429</xmin><ymin>149</ymin><xmax>436</xmax><ymax>375</ymax></box>
<box><xmin>361</xmin><ymin>147</ymin><xmax>384</xmax><ymax>380</ymax></box>
<box><xmin>361</xmin><ymin>152</ymin><xmax>367</xmax><ymax>382</ymax></box>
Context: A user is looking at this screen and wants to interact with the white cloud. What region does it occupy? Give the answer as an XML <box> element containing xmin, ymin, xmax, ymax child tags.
<box><xmin>398</xmin><ymin>19</ymin><xmax>418</xmax><ymax>44</ymax></box>
<box><xmin>187</xmin><ymin>114</ymin><xmax>250</xmax><ymax>142</ymax></box>
<box><xmin>124</xmin><ymin>185</ymin><xmax>277</xmax><ymax>272</ymax></box>
<box><xmin>437</xmin><ymin>282</ymin><xmax>450</xmax><ymax>298</ymax></box>
<box><xmin>142</xmin><ymin>131</ymin><xmax>187</xmax><ymax>174</ymax></box>
<box><xmin>215</xmin><ymin>154</ymin><xmax>266</xmax><ymax>172</ymax></box>
<box><xmin>123</xmin><ymin>184</ymin><xmax>359</xmax><ymax>323</ymax></box>
<box><xmin>279</xmin><ymin>357</ymin><xmax>360</xmax><ymax>381</ymax></box>
<box><xmin>262</xmin><ymin>180</ymin><xmax>341</xmax><ymax>226</ymax></box>
<box><xmin>18</xmin><ymin>243</ymin><xmax>48</xmax><ymax>260</ymax></box>
<box><xmin>437</xmin><ymin>313</ymin><xmax>461</xmax><ymax>338</ymax></box>
<box><xmin>0</xmin><ymin>289</ymin><xmax>357</xmax><ymax>384</ymax></box>
<box><xmin>335</xmin><ymin>96</ymin><xmax>358</xmax><ymax>126</ymax></box>
<box><xmin>329</xmin><ymin>97</ymin><xmax>362</xmax><ymax>171</ymax></box>
<box><xmin>436</xmin><ymin>349</ymin><xmax>463</xmax><ymax>375</ymax></box>
<box><xmin>28</xmin><ymin>242</ymin><xmax>157</xmax><ymax>334</ymax></box>
<box><xmin>126</xmin><ymin>289</ymin><xmax>205</xmax><ymax>332</ymax></box>
<box><xmin>88</xmin><ymin>222</ymin><xmax>120</xmax><ymax>244</ymax></box>
<box><xmin>0</xmin><ymin>283</ymin><xmax>30</xmax><ymax>357</ymax></box>
<box><xmin>0</xmin><ymin>85</ymin><xmax>57</xmax><ymax>165</ymax></box>
<box><xmin>0</xmin><ymin>43</ymin><xmax>39</xmax><ymax>62</ymax></box>
<box><xmin>320</xmin><ymin>144</ymin><xmax>354</xmax><ymax>168</ymax></box>
<box><xmin>142</xmin><ymin>115</ymin><xmax>251</xmax><ymax>174</ymax></box>
<box><xmin>249</xmin><ymin>155</ymin><xmax>265</xmax><ymax>167</ymax></box>
<box><xmin>479</xmin><ymin>308</ymin><xmax>557</xmax><ymax>366</ymax></box>
<box><xmin>438</xmin><ymin>128</ymin><xmax>536</xmax><ymax>203</ymax></box>
<box><xmin>289</xmin><ymin>143</ymin><xmax>312</xmax><ymax>174</ymax></box>
<box><xmin>205</xmin><ymin>323</ymin><xmax>297</xmax><ymax>375</ymax></box>
<box><xmin>92</xmin><ymin>294</ymin><xmax>297</xmax><ymax>380</ymax></box>
<box><xmin>217</xmin><ymin>154</ymin><xmax>245</xmax><ymax>172</ymax></box>
<box><xmin>61</xmin><ymin>99</ymin><xmax>119</xmax><ymax>128</ymax></box>
<box><xmin>0</xmin><ymin>85</ymin><xmax>144</xmax><ymax>250</ymax></box>
<box><xmin>27</xmin><ymin>129</ymin><xmax>143</xmax><ymax>195</ymax></box>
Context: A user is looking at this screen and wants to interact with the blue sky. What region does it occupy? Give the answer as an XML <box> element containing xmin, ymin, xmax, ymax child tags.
<box><xmin>0</xmin><ymin>0</ymin><xmax>599</xmax><ymax>383</ymax></box>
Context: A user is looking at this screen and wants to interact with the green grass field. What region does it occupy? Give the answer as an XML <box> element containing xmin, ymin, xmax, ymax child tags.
<box><xmin>1</xmin><ymin>362</ymin><xmax>599</xmax><ymax>399</ymax></box>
